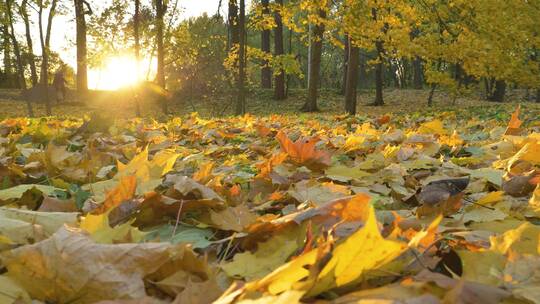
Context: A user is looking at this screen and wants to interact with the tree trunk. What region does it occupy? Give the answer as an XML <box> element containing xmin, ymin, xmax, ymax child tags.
<box><xmin>133</xmin><ymin>0</ymin><xmax>142</xmax><ymax>116</ymax></box>
<box><xmin>260</xmin><ymin>0</ymin><xmax>272</xmax><ymax>89</ymax></box>
<box><xmin>373</xmin><ymin>46</ymin><xmax>384</xmax><ymax>106</ymax></box>
<box><xmin>20</xmin><ymin>0</ymin><xmax>38</xmax><ymax>86</ymax></box>
<box><xmin>273</xmin><ymin>0</ymin><xmax>286</xmax><ymax>100</ymax></box>
<box><xmin>286</xmin><ymin>27</ymin><xmax>292</xmax><ymax>97</ymax></box>
<box><xmin>427</xmin><ymin>83</ymin><xmax>436</xmax><ymax>106</ymax></box>
<box><xmin>6</xmin><ymin>0</ymin><xmax>26</xmax><ymax>90</ymax></box>
<box><xmin>235</xmin><ymin>0</ymin><xmax>246</xmax><ymax>115</ymax></box>
<box><xmin>372</xmin><ymin>8</ymin><xmax>384</xmax><ymax>106</ymax></box>
<box><xmin>2</xmin><ymin>20</ymin><xmax>14</xmax><ymax>87</ymax></box>
<box><xmin>340</xmin><ymin>37</ymin><xmax>349</xmax><ymax>95</ymax></box>
<box><xmin>155</xmin><ymin>0</ymin><xmax>167</xmax><ymax>114</ymax></box>
<box><xmin>74</xmin><ymin>0</ymin><xmax>89</xmax><ymax>100</ymax></box>
<box><xmin>359</xmin><ymin>51</ymin><xmax>367</xmax><ymax>90</ymax></box>
<box><xmin>488</xmin><ymin>80</ymin><xmax>506</xmax><ymax>102</ymax></box>
<box><xmin>301</xmin><ymin>7</ymin><xmax>326</xmax><ymax>112</ymax></box>
<box><xmin>38</xmin><ymin>0</ymin><xmax>58</xmax><ymax>115</ymax></box>
<box><xmin>412</xmin><ymin>56</ymin><xmax>423</xmax><ymax>89</ymax></box>
<box><xmin>344</xmin><ymin>38</ymin><xmax>359</xmax><ymax>115</ymax></box>
<box><xmin>427</xmin><ymin>60</ymin><xmax>442</xmax><ymax>106</ymax></box>
<box><xmin>228</xmin><ymin>0</ymin><xmax>239</xmax><ymax>49</ymax></box>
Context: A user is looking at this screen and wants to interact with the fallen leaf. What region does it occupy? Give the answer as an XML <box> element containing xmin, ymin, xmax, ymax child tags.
<box><xmin>276</xmin><ymin>131</ymin><xmax>331</xmax><ymax>169</ymax></box>
<box><xmin>208</xmin><ymin>204</ymin><xmax>257</xmax><ymax>232</ymax></box>
<box><xmin>222</xmin><ymin>228</ymin><xmax>301</xmax><ymax>280</ymax></box>
<box><xmin>0</xmin><ymin>207</ymin><xmax>78</xmax><ymax>235</ymax></box>
<box><xmin>306</xmin><ymin>205</ymin><xmax>407</xmax><ymax>296</ymax></box>
<box><xmin>0</xmin><ymin>184</ymin><xmax>61</xmax><ymax>201</ymax></box>
<box><xmin>94</xmin><ymin>175</ymin><xmax>137</xmax><ymax>214</ymax></box>
<box><xmin>80</xmin><ymin>211</ymin><xmax>145</xmax><ymax>244</ymax></box>
<box><xmin>418</xmin><ymin>119</ymin><xmax>447</xmax><ymax>135</ymax></box>
<box><xmin>0</xmin><ymin>275</ymin><xmax>31</xmax><ymax>304</ymax></box>
<box><xmin>1</xmin><ymin>227</ymin><xmax>181</xmax><ymax>303</ymax></box>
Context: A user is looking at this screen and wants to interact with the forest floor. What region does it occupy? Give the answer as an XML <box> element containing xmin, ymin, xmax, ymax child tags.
<box><xmin>1</xmin><ymin>87</ymin><xmax>539</xmax><ymax>119</ymax></box>
<box><xmin>0</xmin><ymin>88</ymin><xmax>540</xmax><ymax>303</ymax></box>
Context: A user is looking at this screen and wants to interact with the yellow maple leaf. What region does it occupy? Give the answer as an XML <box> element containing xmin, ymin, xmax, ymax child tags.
<box><xmin>477</xmin><ymin>191</ymin><xmax>505</xmax><ymax>205</ymax></box>
<box><xmin>248</xmin><ymin>205</ymin><xmax>406</xmax><ymax>297</ymax></box>
<box><xmin>80</xmin><ymin>211</ymin><xmax>145</xmax><ymax>244</ymax></box>
<box><xmin>117</xmin><ymin>147</ymin><xmax>180</xmax><ymax>182</ymax></box>
<box><xmin>418</xmin><ymin>119</ymin><xmax>448</xmax><ymax>135</ymax></box>
<box><xmin>490</xmin><ymin>222</ymin><xmax>540</xmax><ymax>256</ymax></box>
<box><xmin>221</xmin><ymin>228</ymin><xmax>302</xmax><ymax>281</ymax></box>
<box><xmin>307</xmin><ymin>206</ymin><xmax>407</xmax><ymax>296</ymax></box>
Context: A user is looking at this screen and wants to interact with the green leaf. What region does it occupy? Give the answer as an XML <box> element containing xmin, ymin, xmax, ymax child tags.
<box><xmin>0</xmin><ymin>185</ymin><xmax>62</xmax><ymax>201</ymax></box>
<box><xmin>144</xmin><ymin>224</ymin><xmax>214</xmax><ymax>249</ymax></box>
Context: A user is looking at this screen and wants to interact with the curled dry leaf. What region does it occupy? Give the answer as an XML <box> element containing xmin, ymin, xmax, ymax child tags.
<box><xmin>1</xmin><ymin>226</ymin><xmax>184</xmax><ymax>303</ymax></box>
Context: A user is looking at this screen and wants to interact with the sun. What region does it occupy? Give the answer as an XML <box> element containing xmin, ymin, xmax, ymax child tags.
<box><xmin>88</xmin><ymin>56</ymin><xmax>144</xmax><ymax>91</ymax></box>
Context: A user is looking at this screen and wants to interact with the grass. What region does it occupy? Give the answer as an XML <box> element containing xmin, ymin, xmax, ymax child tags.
<box><xmin>1</xmin><ymin>87</ymin><xmax>539</xmax><ymax>120</ymax></box>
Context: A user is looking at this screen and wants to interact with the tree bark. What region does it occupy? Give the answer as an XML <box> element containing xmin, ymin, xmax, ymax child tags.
<box><xmin>2</xmin><ymin>17</ymin><xmax>14</xmax><ymax>87</ymax></box>
<box><xmin>488</xmin><ymin>80</ymin><xmax>506</xmax><ymax>102</ymax></box>
<box><xmin>6</xmin><ymin>0</ymin><xmax>26</xmax><ymax>90</ymax></box>
<box><xmin>340</xmin><ymin>37</ymin><xmax>349</xmax><ymax>95</ymax></box>
<box><xmin>412</xmin><ymin>56</ymin><xmax>422</xmax><ymax>89</ymax></box>
<box><xmin>427</xmin><ymin>83</ymin><xmax>436</xmax><ymax>106</ymax></box>
<box><xmin>286</xmin><ymin>27</ymin><xmax>292</xmax><ymax>96</ymax></box>
<box><xmin>38</xmin><ymin>0</ymin><xmax>58</xmax><ymax>115</ymax></box>
<box><xmin>20</xmin><ymin>0</ymin><xmax>38</xmax><ymax>86</ymax></box>
<box><xmin>260</xmin><ymin>0</ymin><xmax>271</xmax><ymax>89</ymax></box>
<box><xmin>235</xmin><ymin>0</ymin><xmax>246</xmax><ymax>115</ymax></box>
<box><xmin>301</xmin><ymin>7</ymin><xmax>326</xmax><ymax>112</ymax></box>
<box><xmin>273</xmin><ymin>0</ymin><xmax>285</xmax><ymax>100</ymax></box>
<box><xmin>74</xmin><ymin>0</ymin><xmax>89</xmax><ymax>99</ymax></box>
<box><xmin>155</xmin><ymin>0</ymin><xmax>167</xmax><ymax>114</ymax></box>
<box><xmin>228</xmin><ymin>0</ymin><xmax>239</xmax><ymax>49</ymax></box>
<box><xmin>372</xmin><ymin>8</ymin><xmax>384</xmax><ymax>106</ymax></box>
<box><xmin>133</xmin><ymin>0</ymin><xmax>142</xmax><ymax>116</ymax></box>
<box><xmin>344</xmin><ymin>38</ymin><xmax>359</xmax><ymax>115</ymax></box>
<box><xmin>373</xmin><ymin>43</ymin><xmax>384</xmax><ymax>106</ymax></box>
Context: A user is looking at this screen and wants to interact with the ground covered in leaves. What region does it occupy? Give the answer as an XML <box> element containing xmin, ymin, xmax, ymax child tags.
<box><xmin>0</xmin><ymin>105</ymin><xmax>540</xmax><ymax>303</ymax></box>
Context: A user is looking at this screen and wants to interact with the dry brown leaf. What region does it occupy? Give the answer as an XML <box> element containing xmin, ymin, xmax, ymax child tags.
<box><xmin>1</xmin><ymin>226</ymin><xmax>181</xmax><ymax>303</ymax></box>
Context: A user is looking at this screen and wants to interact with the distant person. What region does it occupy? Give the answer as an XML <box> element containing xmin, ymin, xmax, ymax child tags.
<box><xmin>53</xmin><ymin>67</ymin><xmax>68</xmax><ymax>103</ymax></box>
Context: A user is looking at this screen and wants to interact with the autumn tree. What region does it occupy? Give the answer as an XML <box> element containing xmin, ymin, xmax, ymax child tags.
<box><xmin>301</xmin><ymin>0</ymin><xmax>328</xmax><ymax>112</ymax></box>
<box><xmin>344</xmin><ymin>36</ymin><xmax>359</xmax><ymax>115</ymax></box>
<box><xmin>133</xmin><ymin>0</ymin><xmax>141</xmax><ymax>116</ymax></box>
<box><xmin>38</xmin><ymin>0</ymin><xmax>59</xmax><ymax>115</ymax></box>
<box><xmin>19</xmin><ymin>0</ymin><xmax>38</xmax><ymax>86</ymax></box>
<box><xmin>74</xmin><ymin>0</ymin><xmax>91</xmax><ymax>100</ymax></box>
<box><xmin>4</xmin><ymin>0</ymin><xmax>26</xmax><ymax>90</ymax></box>
<box><xmin>155</xmin><ymin>0</ymin><xmax>167</xmax><ymax>114</ymax></box>
<box><xmin>235</xmin><ymin>0</ymin><xmax>246</xmax><ymax>115</ymax></box>
<box><xmin>273</xmin><ymin>0</ymin><xmax>286</xmax><ymax>100</ymax></box>
<box><xmin>260</xmin><ymin>0</ymin><xmax>271</xmax><ymax>89</ymax></box>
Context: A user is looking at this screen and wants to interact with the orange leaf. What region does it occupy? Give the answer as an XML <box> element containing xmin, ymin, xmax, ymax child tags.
<box><xmin>230</xmin><ymin>184</ymin><xmax>241</xmax><ymax>197</ymax></box>
<box><xmin>256</xmin><ymin>153</ymin><xmax>287</xmax><ymax>178</ymax></box>
<box><xmin>193</xmin><ymin>162</ymin><xmax>214</xmax><ymax>184</ymax></box>
<box><xmin>377</xmin><ymin>115</ymin><xmax>391</xmax><ymax>125</ymax></box>
<box><xmin>276</xmin><ymin>131</ymin><xmax>331</xmax><ymax>168</ymax></box>
<box><xmin>255</xmin><ymin>124</ymin><xmax>272</xmax><ymax>137</ymax></box>
<box><xmin>95</xmin><ymin>175</ymin><xmax>137</xmax><ymax>214</ymax></box>
<box><xmin>269</xmin><ymin>191</ymin><xmax>284</xmax><ymax>201</ymax></box>
<box><xmin>529</xmin><ymin>174</ymin><xmax>540</xmax><ymax>186</ymax></box>
<box><xmin>505</xmin><ymin>105</ymin><xmax>522</xmax><ymax>135</ymax></box>
<box><xmin>321</xmin><ymin>194</ymin><xmax>371</xmax><ymax>222</ymax></box>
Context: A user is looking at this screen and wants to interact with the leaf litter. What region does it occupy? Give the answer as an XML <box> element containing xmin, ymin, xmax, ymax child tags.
<box><xmin>0</xmin><ymin>106</ymin><xmax>539</xmax><ymax>303</ymax></box>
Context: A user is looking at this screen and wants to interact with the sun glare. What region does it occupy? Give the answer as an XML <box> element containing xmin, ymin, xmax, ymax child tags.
<box><xmin>88</xmin><ymin>56</ymin><xmax>146</xmax><ymax>91</ymax></box>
